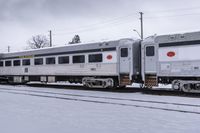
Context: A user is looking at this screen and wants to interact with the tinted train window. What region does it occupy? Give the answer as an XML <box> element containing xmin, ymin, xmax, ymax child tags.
<box><xmin>46</xmin><ymin>57</ymin><xmax>55</xmax><ymax>65</ymax></box>
<box><xmin>146</xmin><ymin>46</ymin><xmax>155</xmax><ymax>56</ymax></box>
<box><xmin>121</xmin><ymin>48</ymin><xmax>128</xmax><ymax>57</ymax></box>
<box><xmin>23</xmin><ymin>59</ymin><xmax>30</xmax><ymax>66</ymax></box>
<box><xmin>13</xmin><ymin>60</ymin><xmax>21</xmax><ymax>66</ymax></box>
<box><xmin>89</xmin><ymin>54</ymin><xmax>102</xmax><ymax>63</ymax></box>
<box><xmin>58</xmin><ymin>56</ymin><xmax>69</xmax><ymax>64</ymax></box>
<box><xmin>5</xmin><ymin>61</ymin><xmax>11</xmax><ymax>67</ymax></box>
<box><xmin>73</xmin><ymin>55</ymin><xmax>85</xmax><ymax>63</ymax></box>
<box><xmin>0</xmin><ymin>61</ymin><xmax>4</xmax><ymax>67</ymax></box>
<box><xmin>34</xmin><ymin>58</ymin><xmax>43</xmax><ymax>65</ymax></box>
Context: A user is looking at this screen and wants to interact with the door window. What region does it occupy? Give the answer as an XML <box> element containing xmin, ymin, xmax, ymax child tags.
<box><xmin>146</xmin><ymin>46</ymin><xmax>155</xmax><ymax>56</ymax></box>
<box><xmin>121</xmin><ymin>48</ymin><xmax>128</xmax><ymax>57</ymax></box>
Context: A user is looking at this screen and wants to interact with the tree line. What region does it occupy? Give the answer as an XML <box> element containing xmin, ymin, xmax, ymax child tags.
<box><xmin>27</xmin><ymin>34</ymin><xmax>81</xmax><ymax>49</ymax></box>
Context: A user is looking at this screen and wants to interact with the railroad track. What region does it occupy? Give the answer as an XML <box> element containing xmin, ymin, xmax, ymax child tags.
<box><xmin>2</xmin><ymin>83</ymin><xmax>200</xmax><ymax>98</ymax></box>
<box><xmin>0</xmin><ymin>86</ymin><xmax>200</xmax><ymax>115</ymax></box>
<box><xmin>27</xmin><ymin>83</ymin><xmax>200</xmax><ymax>98</ymax></box>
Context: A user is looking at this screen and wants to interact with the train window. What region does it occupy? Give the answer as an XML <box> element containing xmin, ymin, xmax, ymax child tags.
<box><xmin>34</xmin><ymin>58</ymin><xmax>43</xmax><ymax>65</ymax></box>
<box><xmin>13</xmin><ymin>60</ymin><xmax>21</xmax><ymax>66</ymax></box>
<box><xmin>46</xmin><ymin>57</ymin><xmax>55</xmax><ymax>65</ymax></box>
<box><xmin>58</xmin><ymin>56</ymin><xmax>69</xmax><ymax>64</ymax></box>
<box><xmin>22</xmin><ymin>59</ymin><xmax>30</xmax><ymax>66</ymax></box>
<box><xmin>0</xmin><ymin>61</ymin><xmax>4</xmax><ymax>67</ymax></box>
<box><xmin>121</xmin><ymin>48</ymin><xmax>128</xmax><ymax>57</ymax></box>
<box><xmin>146</xmin><ymin>46</ymin><xmax>155</xmax><ymax>56</ymax></box>
<box><xmin>5</xmin><ymin>61</ymin><xmax>11</xmax><ymax>67</ymax></box>
<box><xmin>89</xmin><ymin>54</ymin><xmax>102</xmax><ymax>63</ymax></box>
<box><xmin>73</xmin><ymin>55</ymin><xmax>85</xmax><ymax>63</ymax></box>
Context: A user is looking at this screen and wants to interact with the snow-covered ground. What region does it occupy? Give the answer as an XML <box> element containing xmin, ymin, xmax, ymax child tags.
<box><xmin>0</xmin><ymin>85</ymin><xmax>200</xmax><ymax>133</ymax></box>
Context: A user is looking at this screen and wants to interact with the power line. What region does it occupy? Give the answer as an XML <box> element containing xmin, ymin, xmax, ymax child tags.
<box><xmin>53</xmin><ymin>18</ymin><xmax>138</xmax><ymax>37</ymax></box>
<box><xmin>53</xmin><ymin>18</ymin><xmax>137</xmax><ymax>36</ymax></box>
<box><xmin>49</xmin><ymin>6</ymin><xmax>200</xmax><ymax>37</ymax></box>
<box><xmin>45</xmin><ymin>6</ymin><xmax>200</xmax><ymax>45</ymax></box>
<box><xmin>54</xmin><ymin>6</ymin><xmax>200</xmax><ymax>32</ymax></box>
<box><xmin>145</xmin><ymin>12</ymin><xmax>200</xmax><ymax>19</ymax></box>
<box><xmin>144</xmin><ymin>6</ymin><xmax>200</xmax><ymax>14</ymax></box>
<box><xmin>54</xmin><ymin>13</ymin><xmax>138</xmax><ymax>32</ymax></box>
<box><xmin>53</xmin><ymin>9</ymin><xmax>200</xmax><ymax>37</ymax></box>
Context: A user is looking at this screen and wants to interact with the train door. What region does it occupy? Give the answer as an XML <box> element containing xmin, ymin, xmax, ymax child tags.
<box><xmin>144</xmin><ymin>44</ymin><xmax>158</xmax><ymax>87</ymax></box>
<box><xmin>119</xmin><ymin>47</ymin><xmax>131</xmax><ymax>74</ymax></box>
<box><xmin>144</xmin><ymin>45</ymin><xmax>157</xmax><ymax>73</ymax></box>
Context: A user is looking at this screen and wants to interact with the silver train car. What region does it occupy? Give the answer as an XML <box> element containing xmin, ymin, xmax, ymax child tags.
<box><xmin>142</xmin><ymin>31</ymin><xmax>200</xmax><ymax>93</ymax></box>
<box><xmin>0</xmin><ymin>39</ymin><xmax>141</xmax><ymax>88</ymax></box>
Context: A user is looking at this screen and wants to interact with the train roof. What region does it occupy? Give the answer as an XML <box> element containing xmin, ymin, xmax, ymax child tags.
<box><xmin>155</xmin><ymin>31</ymin><xmax>200</xmax><ymax>44</ymax></box>
<box><xmin>142</xmin><ymin>31</ymin><xmax>200</xmax><ymax>47</ymax></box>
<box><xmin>1</xmin><ymin>38</ymin><xmax>135</xmax><ymax>59</ymax></box>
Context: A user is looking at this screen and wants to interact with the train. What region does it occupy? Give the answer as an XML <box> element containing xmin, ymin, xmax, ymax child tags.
<box><xmin>1</xmin><ymin>31</ymin><xmax>200</xmax><ymax>93</ymax></box>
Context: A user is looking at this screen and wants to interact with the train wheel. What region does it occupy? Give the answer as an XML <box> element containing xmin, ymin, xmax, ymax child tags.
<box><xmin>172</xmin><ymin>80</ymin><xmax>181</xmax><ymax>91</ymax></box>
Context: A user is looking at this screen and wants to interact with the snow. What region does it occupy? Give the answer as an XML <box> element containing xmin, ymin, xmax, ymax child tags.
<box><xmin>0</xmin><ymin>85</ymin><xmax>200</xmax><ymax>133</ymax></box>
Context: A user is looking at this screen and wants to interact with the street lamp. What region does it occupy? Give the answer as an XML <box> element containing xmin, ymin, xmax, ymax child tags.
<box><xmin>133</xmin><ymin>29</ymin><xmax>142</xmax><ymax>39</ymax></box>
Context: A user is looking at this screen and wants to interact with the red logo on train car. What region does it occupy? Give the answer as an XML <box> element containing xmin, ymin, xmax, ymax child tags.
<box><xmin>107</xmin><ymin>55</ymin><xmax>113</xmax><ymax>60</ymax></box>
<box><xmin>167</xmin><ymin>51</ymin><xmax>176</xmax><ymax>57</ymax></box>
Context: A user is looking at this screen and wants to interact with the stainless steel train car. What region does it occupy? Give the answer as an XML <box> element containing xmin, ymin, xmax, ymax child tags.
<box><xmin>0</xmin><ymin>39</ymin><xmax>141</xmax><ymax>88</ymax></box>
<box><xmin>142</xmin><ymin>31</ymin><xmax>200</xmax><ymax>93</ymax></box>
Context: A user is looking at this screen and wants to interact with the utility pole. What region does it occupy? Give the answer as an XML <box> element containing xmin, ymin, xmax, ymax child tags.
<box><xmin>139</xmin><ymin>12</ymin><xmax>144</xmax><ymax>40</ymax></box>
<box><xmin>8</xmin><ymin>46</ymin><xmax>10</xmax><ymax>53</ymax></box>
<box><xmin>49</xmin><ymin>30</ymin><xmax>52</xmax><ymax>47</ymax></box>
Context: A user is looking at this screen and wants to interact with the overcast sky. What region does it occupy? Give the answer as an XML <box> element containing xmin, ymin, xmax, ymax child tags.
<box><xmin>1</xmin><ymin>0</ymin><xmax>200</xmax><ymax>52</ymax></box>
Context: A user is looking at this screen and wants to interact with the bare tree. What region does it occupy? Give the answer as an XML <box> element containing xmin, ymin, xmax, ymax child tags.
<box><xmin>68</xmin><ymin>35</ymin><xmax>81</xmax><ymax>44</ymax></box>
<box><xmin>27</xmin><ymin>35</ymin><xmax>50</xmax><ymax>49</ymax></box>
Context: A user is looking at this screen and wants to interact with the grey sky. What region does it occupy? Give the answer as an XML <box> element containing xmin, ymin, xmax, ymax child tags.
<box><xmin>1</xmin><ymin>0</ymin><xmax>200</xmax><ymax>52</ymax></box>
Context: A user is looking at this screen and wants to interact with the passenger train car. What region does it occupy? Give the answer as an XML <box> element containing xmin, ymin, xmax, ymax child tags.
<box><xmin>0</xmin><ymin>39</ymin><xmax>141</xmax><ymax>88</ymax></box>
<box><xmin>1</xmin><ymin>31</ymin><xmax>200</xmax><ymax>93</ymax></box>
<box><xmin>142</xmin><ymin>31</ymin><xmax>200</xmax><ymax>93</ymax></box>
